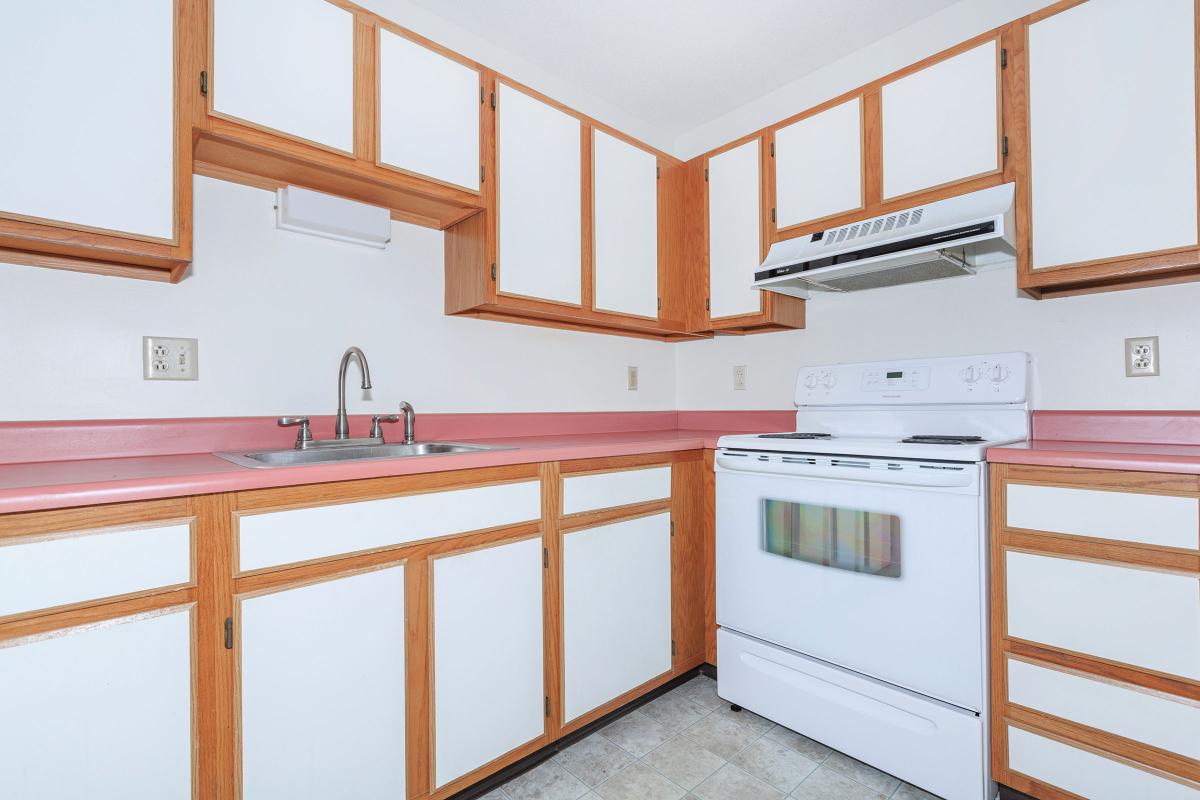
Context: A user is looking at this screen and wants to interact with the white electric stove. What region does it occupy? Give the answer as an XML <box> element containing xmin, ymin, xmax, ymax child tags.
<box><xmin>714</xmin><ymin>352</ymin><xmax>1029</xmax><ymax>800</ymax></box>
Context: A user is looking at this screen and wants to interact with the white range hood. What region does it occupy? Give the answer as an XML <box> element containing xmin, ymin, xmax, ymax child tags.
<box><xmin>755</xmin><ymin>182</ymin><xmax>1015</xmax><ymax>296</ymax></box>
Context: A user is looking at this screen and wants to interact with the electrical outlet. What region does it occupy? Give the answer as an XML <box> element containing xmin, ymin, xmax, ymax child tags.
<box><xmin>627</xmin><ymin>366</ymin><xmax>638</xmax><ymax>391</ymax></box>
<box><xmin>143</xmin><ymin>336</ymin><xmax>198</xmax><ymax>380</ymax></box>
<box><xmin>733</xmin><ymin>365</ymin><xmax>747</xmax><ymax>391</ymax></box>
<box><xmin>1125</xmin><ymin>336</ymin><xmax>1159</xmax><ymax>377</ymax></box>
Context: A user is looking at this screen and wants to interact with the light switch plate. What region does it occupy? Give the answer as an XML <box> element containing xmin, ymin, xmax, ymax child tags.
<box><xmin>1125</xmin><ymin>336</ymin><xmax>1159</xmax><ymax>377</ymax></box>
<box><xmin>627</xmin><ymin>366</ymin><xmax>638</xmax><ymax>391</ymax></box>
<box><xmin>144</xmin><ymin>336</ymin><xmax>198</xmax><ymax>380</ymax></box>
<box><xmin>733</xmin><ymin>365</ymin><xmax>747</xmax><ymax>391</ymax></box>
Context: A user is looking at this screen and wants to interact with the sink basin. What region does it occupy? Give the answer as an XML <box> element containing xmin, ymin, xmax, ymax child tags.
<box><xmin>215</xmin><ymin>441</ymin><xmax>511</xmax><ymax>469</ymax></box>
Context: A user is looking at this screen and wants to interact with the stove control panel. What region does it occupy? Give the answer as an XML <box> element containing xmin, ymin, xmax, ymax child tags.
<box><xmin>797</xmin><ymin>352</ymin><xmax>1029</xmax><ymax>406</ymax></box>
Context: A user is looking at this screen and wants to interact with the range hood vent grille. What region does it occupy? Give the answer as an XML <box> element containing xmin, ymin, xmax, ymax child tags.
<box><xmin>828</xmin><ymin>207</ymin><xmax>924</xmax><ymax>246</ymax></box>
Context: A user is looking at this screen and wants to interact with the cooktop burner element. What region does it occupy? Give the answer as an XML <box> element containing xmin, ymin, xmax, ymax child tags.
<box><xmin>900</xmin><ymin>435</ymin><xmax>986</xmax><ymax>445</ymax></box>
<box><xmin>757</xmin><ymin>432</ymin><xmax>834</xmax><ymax>440</ymax></box>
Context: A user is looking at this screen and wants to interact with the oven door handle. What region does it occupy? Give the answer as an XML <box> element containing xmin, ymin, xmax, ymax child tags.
<box><xmin>715</xmin><ymin>452</ymin><xmax>977</xmax><ymax>488</ymax></box>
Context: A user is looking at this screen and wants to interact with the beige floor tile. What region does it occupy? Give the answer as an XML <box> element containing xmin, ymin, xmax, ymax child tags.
<box><xmin>693</xmin><ymin>763</ymin><xmax>785</xmax><ymax>800</ymax></box>
<box><xmin>709</xmin><ymin>704</ymin><xmax>775</xmax><ymax>737</ymax></box>
<box><xmin>730</xmin><ymin>737</ymin><xmax>819</xmax><ymax>793</ymax></box>
<box><xmin>762</xmin><ymin>725</ymin><xmax>833</xmax><ymax>763</ymax></box>
<box><xmin>670</xmin><ymin>676</ymin><xmax>724</xmax><ymax>712</ymax></box>
<box><xmin>822</xmin><ymin>752</ymin><xmax>901</xmax><ymax>796</ymax></box>
<box><xmin>554</xmin><ymin>735</ymin><xmax>635</xmax><ymax>787</ymax></box>
<box><xmin>642</xmin><ymin>735</ymin><xmax>727</xmax><ymax>790</ymax></box>
<box><xmin>594</xmin><ymin>761</ymin><xmax>686</xmax><ymax>800</ymax></box>
<box><xmin>503</xmin><ymin>760</ymin><xmax>590</xmax><ymax>800</ymax></box>
<box><xmin>478</xmin><ymin>789</ymin><xmax>509</xmax><ymax>800</ymax></box>
<box><xmin>640</xmin><ymin>692</ymin><xmax>711</xmax><ymax>733</ymax></box>
<box><xmin>789</xmin><ymin>766</ymin><xmax>885</xmax><ymax>800</ymax></box>
<box><xmin>682</xmin><ymin>711</ymin><xmax>765</xmax><ymax>760</ymax></box>
<box><xmin>598</xmin><ymin>710</ymin><xmax>674</xmax><ymax>757</ymax></box>
<box><xmin>892</xmin><ymin>782</ymin><xmax>942</xmax><ymax>799</ymax></box>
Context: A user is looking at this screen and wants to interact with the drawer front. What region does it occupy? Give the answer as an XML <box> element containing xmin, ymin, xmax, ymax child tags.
<box><xmin>239</xmin><ymin>481</ymin><xmax>541</xmax><ymax>572</ymax></box>
<box><xmin>1005</xmin><ymin>551</ymin><xmax>1200</xmax><ymax>680</ymax></box>
<box><xmin>561</xmin><ymin>466</ymin><xmax>671</xmax><ymax>515</ymax></box>
<box><xmin>1007</xmin><ymin>726</ymin><xmax>1200</xmax><ymax>800</ymax></box>
<box><xmin>0</xmin><ymin>523</ymin><xmax>191</xmax><ymax>618</ymax></box>
<box><xmin>1007</xmin><ymin>483</ymin><xmax>1199</xmax><ymax>549</ymax></box>
<box><xmin>1007</xmin><ymin>656</ymin><xmax>1200</xmax><ymax>760</ymax></box>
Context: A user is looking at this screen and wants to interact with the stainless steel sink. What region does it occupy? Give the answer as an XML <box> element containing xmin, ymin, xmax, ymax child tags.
<box><xmin>215</xmin><ymin>441</ymin><xmax>511</xmax><ymax>469</ymax></box>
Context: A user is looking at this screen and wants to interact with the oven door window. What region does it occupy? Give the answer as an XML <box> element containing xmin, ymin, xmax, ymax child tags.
<box><xmin>761</xmin><ymin>498</ymin><xmax>901</xmax><ymax>577</ymax></box>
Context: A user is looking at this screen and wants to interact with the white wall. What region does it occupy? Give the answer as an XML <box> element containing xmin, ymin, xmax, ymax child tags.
<box><xmin>674</xmin><ymin>265</ymin><xmax>1200</xmax><ymax>410</ymax></box>
<box><xmin>0</xmin><ymin>177</ymin><xmax>675</xmax><ymax>421</ymax></box>
<box><xmin>674</xmin><ymin>0</ymin><xmax>1052</xmax><ymax>158</ymax></box>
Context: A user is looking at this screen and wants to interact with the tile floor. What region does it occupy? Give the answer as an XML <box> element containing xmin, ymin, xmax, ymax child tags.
<box><xmin>483</xmin><ymin>675</ymin><xmax>941</xmax><ymax>800</ymax></box>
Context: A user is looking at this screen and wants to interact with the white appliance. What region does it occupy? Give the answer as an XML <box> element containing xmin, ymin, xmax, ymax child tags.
<box><xmin>275</xmin><ymin>185</ymin><xmax>392</xmax><ymax>248</ymax></box>
<box><xmin>715</xmin><ymin>352</ymin><xmax>1029</xmax><ymax>800</ymax></box>
<box><xmin>755</xmin><ymin>183</ymin><xmax>1015</xmax><ymax>296</ymax></box>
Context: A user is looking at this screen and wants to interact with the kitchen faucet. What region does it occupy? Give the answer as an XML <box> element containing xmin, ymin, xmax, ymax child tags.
<box><xmin>335</xmin><ymin>346</ymin><xmax>372</xmax><ymax>439</ymax></box>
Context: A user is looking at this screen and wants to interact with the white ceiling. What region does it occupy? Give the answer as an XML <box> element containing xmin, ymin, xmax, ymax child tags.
<box><xmin>402</xmin><ymin>0</ymin><xmax>964</xmax><ymax>141</ymax></box>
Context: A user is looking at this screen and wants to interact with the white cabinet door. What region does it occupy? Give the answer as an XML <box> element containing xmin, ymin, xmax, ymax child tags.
<box><xmin>497</xmin><ymin>83</ymin><xmax>582</xmax><ymax>305</ymax></box>
<box><xmin>240</xmin><ymin>566</ymin><xmax>406</xmax><ymax>799</ymax></box>
<box><xmin>379</xmin><ymin>29</ymin><xmax>480</xmax><ymax>191</ymax></box>
<box><xmin>212</xmin><ymin>0</ymin><xmax>355</xmax><ymax>153</ymax></box>
<box><xmin>433</xmin><ymin>536</ymin><xmax>544</xmax><ymax>787</ymax></box>
<box><xmin>563</xmin><ymin>513</ymin><xmax>672</xmax><ymax>722</ymax></box>
<box><xmin>0</xmin><ymin>1</ymin><xmax>175</xmax><ymax>239</ymax></box>
<box><xmin>0</xmin><ymin>609</ymin><xmax>193</xmax><ymax>799</ymax></box>
<box><xmin>708</xmin><ymin>139</ymin><xmax>763</xmax><ymax>318</ymax></box>
<box><xmin>593</xmin><ymin>130</ymin><xmax>659</xmax><ymax>318</ymax></box>
<box><xmin>881</xmin><ymin>40</ymin><xmax>1000</xmax><ymax>200</ymax></box>
<box><xmin>775</xmin><ymin>98</ymin><xmax>863</xmax><ymax>228</ymax></box>
<box><xmin>1028</xmin><ymin>0</ymin><xmax>1198</xmax><ymax>269</ymax></box>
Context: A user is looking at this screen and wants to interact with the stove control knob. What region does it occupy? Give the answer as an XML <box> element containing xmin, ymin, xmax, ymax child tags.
<box><xmin>961</xmin><ymin>366</ymin><xmax>980</xmax><ymax>384</ymax></box>
<box><xmin>821</xmin><ymin>372</ymin><xmax>838</xmax><ymax>389</ymax></box>
<box><xmin>990</xmin><ymin>364</ymin><xmax>1010</xmax><ymax>383</ymax></box>
<box><xmin>804</xmin><ymin>373</ymin><xmax>819</xmax><ymax>390</ymax></box>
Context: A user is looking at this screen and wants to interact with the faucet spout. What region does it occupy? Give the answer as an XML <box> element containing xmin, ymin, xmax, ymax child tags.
<box><xmin>335</xmin><ymin>346</ymin><xmax>371</xmax><ymax>439</ymax></box>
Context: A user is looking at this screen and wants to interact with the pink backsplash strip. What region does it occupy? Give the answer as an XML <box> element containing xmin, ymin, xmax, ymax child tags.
<box><xmin>0</xmin><ymin>410</ymin><xmax>795</xmax><ymax>465</ymax></box>
<box><xmin>1031</xmin><ymin>411</ymin><xmax>1200</xmax><ymax>446</ymax></box>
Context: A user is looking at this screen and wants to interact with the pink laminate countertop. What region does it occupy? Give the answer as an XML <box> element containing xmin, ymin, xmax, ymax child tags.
<box><xmin>988</xmin><ymin>440</ymin><xmax>1200</xmax><ymax>474</ymax></box>
<box><xmin>0</xmin><ymin>429</ymin><xmax>735</xmax><ymax>515</ymax></box>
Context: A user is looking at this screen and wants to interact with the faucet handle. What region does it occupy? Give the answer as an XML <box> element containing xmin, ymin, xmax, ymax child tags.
<box><xmin>370</xmin><ymin>414</ymin><xmax>401</xmax><ymax>440</ymax></box>
<box><xmin>278</xmin><ymin>416</ymin><xmax>312</xmax><ymax>449</ymax></box>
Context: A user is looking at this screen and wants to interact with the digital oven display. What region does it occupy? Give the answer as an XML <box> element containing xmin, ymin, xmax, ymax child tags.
<box><xmin>886</xmin><ymin>371</ymin><xmax>903</xmax><ymax>379</ymax></box>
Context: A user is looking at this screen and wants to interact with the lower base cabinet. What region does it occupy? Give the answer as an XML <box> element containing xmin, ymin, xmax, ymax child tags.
<box><xmin>432</xmin><ymin>535</ymin><xmax>546</xmax><ymax>789</ymax></box>
<box><xmin>0</xmin><ymin>607</ymin><xmax>194</xmax><ymax>799</ymax></box>
<box><xmin>238</xmin><ymin>564</ymin><xmax>407</xmax><ymax>799</ymax></box>
<box><xmin>562</xmin><ymin>511</ymin><xmax>673</xmax><ymax>722</ymax></box>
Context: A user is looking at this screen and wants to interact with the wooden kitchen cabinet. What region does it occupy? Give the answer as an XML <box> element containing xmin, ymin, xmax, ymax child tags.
<box><xmin>990</xmin><ymin>464</ymin><xmax>1200</xmax><ymax>800</ymax></box>
<box><xmin>378</xmin><ymin>25</ymin><xmax>482</xmax><ymax>192</ymax></box>
<box><xmin>431</xmin><ymin>534</ymin><xmax>547</xmax><ymax>790</ymax></box>
<box><xmin>0</xmin><ymin>0</ymin><xmax>192</xmax><ymax>281</ymax></box>
<box><xmin>592</xmin><ymin>129</ymin><xmax>661</xmax><ymax>319</ymax></box>
<box><xmin>773</xmin><ymin>96</ymin><xmax>865</xmax><ymax>233</ymax></box>
<box><xmin>880</xmin><ymin>38</ymin><xmax>1001</xmax><ymax>202</ymax></box>
<box><xmin>1009</xmin><ymin>0</ymin><xmax>1200</xmax><ymax>296</ymax></box>
<box><xmin>238</xmin><ymin>564</ymin><xmax>407</xmax><ymax>799</ymax></box>
<box><xmin>699</xmin><ymin>135</ymin><xmax>806</xmax><ymax>334</ymax></box>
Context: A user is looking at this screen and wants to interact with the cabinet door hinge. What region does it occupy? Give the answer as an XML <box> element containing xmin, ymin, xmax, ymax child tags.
<box><xmin>543</xmin><ymin>547</ymin><xmax>549</xmax><ymax>568</ymax></box>
<box><xmin>200</xmin><ymin>70</ymin><xmax>208</xmax><ymax>97</ymax></box>
<box><xmin>705</xmin><ymin>298</ymin><xmax>711</xmax><ymax>311</ymax></box>
<box><xmin>490</xmin><ymin>263</ymin><xmax>497</xmax><ymax>281</ymax></box>
<box><xmin>656</xmin><ymin>165</ymin><xmax>661</xmax><ymax>180</ymax></box>
<box><xmin>771</xmin><ymin>208</ymin><xmax>776</xmax><ymax>224</ymax></box>
<box><xmin>490</xmin><ymin>91</ymin><xmax>496</xmax><ymax>110</ymax></box>
<box><xmin>480</xmin><ymin>164</ymin><xmax>485</xmax><ymax>183</ymax></box>
<box><xmin>223</xmin><ymin>617</ymin><xmax>233</xmax><ymax>650</ymax></box>
<box><xmin>657</xmin><ymin>297</ymin><xmax>662</xmax><ymax>311</ymax></box>
<box><xmin>480</xmin><ymin>85</ymin><xmax>485</xmax><ymax>104</ymax></box>
<box><xmin>544</xmin><ymin>696</ymin><xmax>551</xmax><ymax>717</ymax></box>
<box><xmin>670</xmin><ymin>519</ymin><xmax>675</xmax><ymax>536</ymax></box>
<box><xmin>704</xmin><ymin>167</ymin><xmax>709</xmax><ymax>182</ymax></box>
<box><xmin>671</xmin><ymin>640</ymin><xmax>677</xmax><ymax>657</ymax></box>
<box><xmin>1002</xmin><ymin>136</ymin><xmax>1009</xmax><ymax>159</ymax></box>
<box><xmin>769</xmin><ymin>141</ymin><xmax>775</xmax><ymax>158</ymax></box>
<box><xmin>1000</xmin><ymin>48</ymin><xmax>1008</xmax><ymax>69</ymax></box>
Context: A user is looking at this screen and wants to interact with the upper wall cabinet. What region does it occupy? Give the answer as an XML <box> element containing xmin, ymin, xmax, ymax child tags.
<box><xmin>0</xmin><ymin>0</ymin><xmax>190</xmax><ymax>281</ymax></box>
<box><xmin>880</xmin><ymin>39</ymin><xmax>1001</xmax><ymax>201</ymax></box>
<box><xmin>378</xmin><ymin>27</ymin><xmax>481</xmax><ymax>192</ymax></box>
<box><xmin>211</xmin><ymin>0</ymin><xmax>355</xmax><ymax>153</ymax></box>
<box><xmin>774</xmin><ymin>96</ymin><xmax>864</xmax><ymax>232</ymax></box>
<box><xmin>703</xmin><ymin>137</ymin><xmax>806</xmax><ymax>333</ymax></box>
<box><xmin>496</xmin><ymin>82</ymin><xmax>583</xmax><ymax>306</ymax></box>
<box><xmin>1014</xmin><ymin>0</ymin><xmax>1200</xmax><ymax>296</ymax></box>
<box><xmin>592</xmin><ymin>130</ymin><xmax>659</xmax><ymax>319</ymax></box>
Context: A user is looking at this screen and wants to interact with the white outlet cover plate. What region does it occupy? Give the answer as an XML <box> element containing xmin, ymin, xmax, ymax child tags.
<box><xmin>144</xmin><ymin>336</ymin><xmax>198</xmax><ymax>381</ymax></box>
<box><xmin>1125</xmin><ymin>335</ymin><xmax>1159</xmax><ymax>377</ymax></box>
<box><xmin>733</xmin><ymin>365</ymin><xmax>747</xmax><ymax>391</ymax></box>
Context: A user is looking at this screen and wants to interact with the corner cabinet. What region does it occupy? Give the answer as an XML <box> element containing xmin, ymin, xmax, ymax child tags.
<box><xmin>444</xmin><ymin>79</ymin><xmax>702</xmax><ymax>340</ymax></box>
<box><xmin>1009</xmin><ymin>0</ymin><xmax>1200</xmax><ymax>296</ymax></box>
<box><xmin>0</xmin><ymin>0</ymin><xmax>192</xmax><ymax>281</ymax></box>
